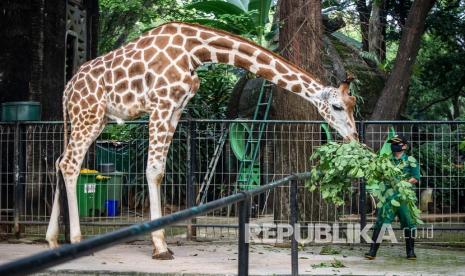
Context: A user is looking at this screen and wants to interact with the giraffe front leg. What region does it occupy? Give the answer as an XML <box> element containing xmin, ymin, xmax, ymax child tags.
<box><xmin>147</xmin><ymin>113</ymin><xmax>174</xmax><ymax>260</ymax></box>
<box><xmin>146</xmin><ymin>160</ymin><xmax>173</xmax><ymax>260</ymax></box>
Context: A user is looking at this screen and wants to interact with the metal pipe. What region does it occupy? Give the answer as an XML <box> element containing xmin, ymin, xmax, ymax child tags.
<box><xmin>290</xmin><ymin>180</ymin><xmax>298</xmax><ymax>276</ymax></box>
<box><xmin>186</xmin><ymin>119</ymin><xmax>196</xmax><ymax>240</ymax></box>
<box><xmin>13</xmin><ymin>122</ymin><xmax>20</xmax><ymax>237</ymax></box>
<box><xmin>0</xmin><ymin>174</ymin><xmax>303</xmax><ymax>275</ymax></box>
<box><xmin>2</xmin><ymin>120</ymin><xmax>465</xmax><ymax>125</ymax></box>
<box><xmin>358</xmin><ymin>121</ymin><xmax>367</xmax><ymax>231</ymax></box>
<box><xmin>238</xmin><ymin>197</ymin><xmax>250</xmax><ymax>276</ymax></box>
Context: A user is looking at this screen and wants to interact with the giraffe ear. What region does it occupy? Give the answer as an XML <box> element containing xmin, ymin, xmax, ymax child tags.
<box><xmin>339</xmin><ymin>74</ymin><xmax>354</xmax><ymax>95</ymax></box>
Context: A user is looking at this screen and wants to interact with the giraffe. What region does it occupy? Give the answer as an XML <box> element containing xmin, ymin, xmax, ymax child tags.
<box><xmin>46</xmin><ymin>21</ymin><xmax>358</xmax><ymax>260</ymax></box>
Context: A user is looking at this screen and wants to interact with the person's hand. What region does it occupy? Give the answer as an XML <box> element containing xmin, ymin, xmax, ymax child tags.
<box><xmin>408</xmin><ymin>178</ymin><xmax>418</xmax><ymax>184</ymax></box>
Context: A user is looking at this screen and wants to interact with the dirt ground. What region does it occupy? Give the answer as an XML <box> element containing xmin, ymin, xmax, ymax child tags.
<box><xmin>1</xmin><ymin>240</ymin><xmax>465</xmax><ymax>275</ymax></box>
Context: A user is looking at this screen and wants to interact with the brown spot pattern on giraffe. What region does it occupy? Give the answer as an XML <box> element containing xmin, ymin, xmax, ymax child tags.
<box><xmin>172</xmin><ymin>35</ymin><xmax>184</xmax><ymax>46</ymax></box>
<box><xmin>166</xmin><ymin>47</ymin><xmax>183</xmax><ymax>60</ymax></box>
<box><xmin>193</xmin><ymin>48</ymin><xmax>211</xmax><ymax>62</ymax></box>
<box><xmin>148</xmin><ymin>53</ymin><xmax>170</xmax><ymax>72</ymax></box>
<box><xmin>165</xmin><ymin>66</ymin><xmax>181</xmax><ymax>82</ymax></box>
<box><xmin>155</xmin><ymin>77</ymin><xmax>168</xmax><ymax>88</ymax></box>
<box><xmin>137</xmin><ymin>37</ymin><xmax>154</xmax><ymax>49</ymax></box>
<box><xmin>216</xmin><ymin>53</ymin><xmax>229</xmax><ymax>63</ymax></box>
<box><xmin>291</xmin><ymin>84</ymin><xmax>302</xmax><ymax>93</ymax></box>
<box><xmin>155</xmin><ymin>36</ymin><xmax>169</xmax><ymax>49</ymax></box>
<box><xmin>283</xmin><ymin>74</ymin><xmax>298</xmax><ymax>81</ymax></box>
<box><xmin>112</xmin><ymin>56</ymin><xmax>124</xmax><ymax>68</ymax></box>
<box><xmin>238</xmin><ymin>44</ymin><xmax>256</xmax><ymax>56</ymax></box>
<box><xmin>210</xmin><ymin>38</ymin><xmax>234</xmax><ymax>49</ymax></box>
<box><xmin>123</xmin><ymin>93</ymin><xmax>135</xmax><ymax>103</ymax></box>
<box><xmin>131</xmin><ymin>79</ymin><xmax>144</xmax><ymax>93</ymax></box>
<box><xmin>169</xmin><ymin>86</ymin><xmax>186</xmax><ymax>102</ymax></box>
<box><xmin>85</xmin><ymin>75</ymin><xmax>96</xmax><ymax>92</ymax></box>
<box><xmin>128</xmin><ymin>62</ymin><xmax>145</xmax><ymax>77</ymax></box>
<box><xmin>275</xmin><ymin>62</ymin><xmax>288</xmax><ymax>74</ymax></box>
<box><xmin>145</xmin><ymin>72</ymin><xmax>155</xmax><ymax>87</ymax></box>
<box><xmin>234</xmin><ymin>55</ymin><xmax>253</xmax><ymax>71</ymax></box>
<box><xmin>185</xmin><ymin>38</ymin><xmax>202</xmax><ymax>51</ymax></box>
<box><xmin>115</xmin><ymin>81</ymin><xmax>128</xmax><ymax>93</ymax></box>
<box><xmin>257</xmin><ymin>53</ymin><xmax>272</xmax><ymax>65</ymax></box>
<box><xmin>144</xmin><ymin>48</ymin><xmax>157</xmax><ymax>61</ymax></box>
<box><xmin>157</xmin><ymin>88</ymin><xmax>168</xmax><ymax>97</ymax></box>
<box><xmin>199</xmin><ymin>31</ymin><xmax>214</xmax><ymax>40</ymax></box>
<box><xmin>181</xmin><ymin>27</ymin><xmax>197</xmax><ymax>37</ymax></box>
<box><xmin>114</xmin><ymin>68</ymin><xmax>126</xmax><ymax>80</ymax></box>
<box><xmin>256</xmin><ymin>68</ymin><xmax>274</xmax><ymax>80</ymax></box>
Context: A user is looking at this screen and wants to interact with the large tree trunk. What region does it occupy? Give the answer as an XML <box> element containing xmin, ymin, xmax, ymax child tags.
<box><xmin>368</xmin><ymin>0</ymin><xmax>386</xmax><ymax>61</ymax></box>
<box><xmin>271</xmin><ymin>0</ymin><xmax>333</xmax><ymax>224</ymax></box>
<box><xmin>356</xmin><ymin>0</ymin><xmax>370</xmax><ymax>52</ymax></box>
<box><xmin>366</xmin><ymin>0</ymin><xmax>436</xmax><ymax>150</ymax></box>
<box><xmin>370</xmin><ymin>0</ymin><xmax>436</xmax><ymax>120</ymax></box>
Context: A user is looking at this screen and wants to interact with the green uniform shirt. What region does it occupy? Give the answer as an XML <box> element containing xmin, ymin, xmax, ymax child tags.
<box><xmin>373</xmin><ymin>152</ymin><xmax>420</xmax><ymax>230</ymax></box>
<box><xmin>391</xmin><ymin>153</ymin><xmax>421</xmax><ymax>181</ymax></box>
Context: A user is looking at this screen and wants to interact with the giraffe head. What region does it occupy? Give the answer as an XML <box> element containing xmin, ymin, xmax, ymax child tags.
<box><xmin>314</xmin><ymin>78</ymin><xmax>358</xmax><ymax>141</ymax></box>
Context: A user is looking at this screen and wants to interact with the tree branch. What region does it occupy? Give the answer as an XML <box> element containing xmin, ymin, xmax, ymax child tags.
<box><xmin>415</xmin><ymin>86</ymin><xmax>465</xmax><ymax>113</ymax></box>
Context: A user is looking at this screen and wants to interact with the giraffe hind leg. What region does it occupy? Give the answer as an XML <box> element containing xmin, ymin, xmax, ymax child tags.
<box><xmin>58</xmin><ymin>113</ymin><xmax>106</xmax><ymax>245</ymax></box>
<box><xmin>45</xmin><ymin>158</ymin><xmax>62</xmax><ymax>248</ymax></box>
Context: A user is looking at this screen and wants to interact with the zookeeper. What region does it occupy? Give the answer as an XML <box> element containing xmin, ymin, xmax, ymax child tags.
<box><xmin>365</xmin><ymin>135</ymin><xmax>420</xmax><ymax>261</ymax></box>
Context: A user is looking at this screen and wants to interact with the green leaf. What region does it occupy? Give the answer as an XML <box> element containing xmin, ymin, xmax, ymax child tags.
<box><xmin>227</xmin><ymin>0</ymin><xmax>249</xmax><ymax>11</ymax></box>
<box><xmin>355</xmin><ymin>168</ymin><xmax>364</xmax><ymax>178</ymax></box>
<box><xmin>186</xmin><ymin>1</ymin><xmax>246</xmax><ymax>16</ymax></box>
<box><xmin>248</xmin><ymin>0</ymin><xmax>272</xmax><ymax>27</ymax></box>
<box><xmin>390</xmin><ymin>199</ymin><xmax>401</xmax><ymax>207</ymax></box>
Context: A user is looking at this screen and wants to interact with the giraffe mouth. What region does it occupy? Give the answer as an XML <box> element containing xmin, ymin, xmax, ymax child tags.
<box><xmin>343</xmin><ymin>133</ymin><xmax>359</xmax><ymax>142</ymax></box>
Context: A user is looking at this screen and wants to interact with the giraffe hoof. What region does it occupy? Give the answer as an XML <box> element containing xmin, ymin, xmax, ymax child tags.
<box><xmin>48</xmin><ymin>240</ymin><xmax>60</xmax><ymax>249</ymax></box>
<box><xmin>152</xmin><ymin>249</ymin><xmax>174</xmax><ymax>260</ymax></box>
<box><xmin>70</xmin><ymin>235</ymin><xmax>82</xmax><ymax>244</ymax></box>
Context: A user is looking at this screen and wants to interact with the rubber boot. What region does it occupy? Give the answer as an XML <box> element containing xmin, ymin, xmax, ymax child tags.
<box><xmin>365</xmin><ymin>228</ymin><xmax>381</xmax><ymax>260</ymax></box>
<box><xmin>405</xmin><ymin>229</ymin><xmax>417</xmax><ymax>260</ymax></box>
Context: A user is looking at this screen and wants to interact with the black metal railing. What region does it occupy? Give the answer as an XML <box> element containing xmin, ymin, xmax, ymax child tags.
<box><xmin>1</xmin><ymin>120</ymin><xmax>465</xmax><ymax>239</ymax></box>
<box><xmin>0</xmin><ymin>172</ymin><xmax>310</xmax><ymax>276</ymax></box>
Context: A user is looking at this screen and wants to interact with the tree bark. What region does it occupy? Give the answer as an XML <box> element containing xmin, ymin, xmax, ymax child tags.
<box><xmin>356</xmin><ymin>0</ymin><xmax>370</xmax><ymax>52</ymax></box>
<box><xmin>370</xmin><ymin>0</ymin><xmax>436</xmax><ymax>120</ymax></box>
<box><xmin>272</xmin><ymin>0</ymin><xmax>334</xmax><ymax>223</ymax></box>
<box><xmin>365</xmin><ymin>0</ymin><xmax>436</xmax><ymax>150</ymax></box>
<box><xmin>368</xmin><ymin>0</ymin><xmax>386</xmax><ymax>61</ymax></box>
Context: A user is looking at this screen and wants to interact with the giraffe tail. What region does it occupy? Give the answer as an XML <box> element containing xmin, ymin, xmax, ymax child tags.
<box><xmin>62</xmin><ymin>88</ymin><xmax>69</xmax><ymax>150</ymax></box>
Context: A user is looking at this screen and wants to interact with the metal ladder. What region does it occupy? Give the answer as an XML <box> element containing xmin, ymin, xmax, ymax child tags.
<box><xmin>197</xmin><ymin>126</ymin><xmax>229</xmax><ymax>204</ymax></box>
<box><xmin>236</xmin><ymin>79</ymin><xmax>273</xmax><ymax>190</ymax></box>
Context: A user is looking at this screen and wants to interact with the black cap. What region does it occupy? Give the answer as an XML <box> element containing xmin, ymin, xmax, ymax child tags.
<box><xmin>387</xmin><ymin>134</ymin><xmax>408</xmax><ymax>145</ymax></box>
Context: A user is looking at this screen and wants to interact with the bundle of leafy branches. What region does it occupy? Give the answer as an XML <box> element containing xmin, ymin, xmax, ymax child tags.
<box><xmin>306</xmin><ymin>141</ymin><xmax>423</xmax><ymax>224</ymax></box>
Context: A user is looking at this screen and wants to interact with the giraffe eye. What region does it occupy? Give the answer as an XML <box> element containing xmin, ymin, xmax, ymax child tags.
<box><xmin>332</xmin><ymin>104</ymin><xmax>344</xmax><ymax>111</ymax></box>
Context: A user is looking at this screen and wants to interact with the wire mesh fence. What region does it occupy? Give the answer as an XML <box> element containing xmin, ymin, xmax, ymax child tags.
<box><xmin>0</xmin><ymin>120</ymin><xmax>464</xmax><ymax>243</ymax></box>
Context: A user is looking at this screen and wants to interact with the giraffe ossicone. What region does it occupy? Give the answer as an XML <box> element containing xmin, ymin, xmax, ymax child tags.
<box><xmin>46</xmin><ymin>21</ymin><xmax>358</xmax><ymax>260</ymax></box>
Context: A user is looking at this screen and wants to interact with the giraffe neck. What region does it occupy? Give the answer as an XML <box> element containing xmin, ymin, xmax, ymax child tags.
<box><xmin>163</xmin><ymin>22</ymin><xmax>326</xmax><ymax>100</ymax></box>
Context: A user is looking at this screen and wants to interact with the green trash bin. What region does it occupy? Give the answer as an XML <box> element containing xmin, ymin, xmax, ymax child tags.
<box><xmin>76</xmin><ymin>171</ymin><xmax>109</xmax><ymax>217</ymax></box>
<box><xmin>103</xmin><ymin>171</ymin><xmax>126</xmax><ymax>203</ymax></box>
<box><xmin>96</xmin><ymin>141</ymin><xmax>130</xmax><ymax>173</ymax></box>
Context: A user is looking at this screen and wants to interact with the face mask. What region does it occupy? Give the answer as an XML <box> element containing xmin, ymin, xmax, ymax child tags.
<box><xmin>391</xmin><ymin>144</ymin><xmax>403</xmax><ymax>153</ymax></box>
